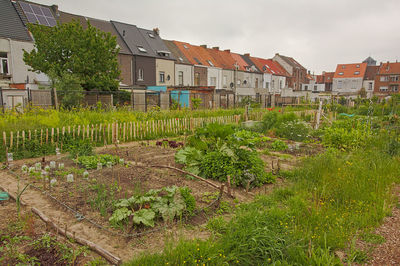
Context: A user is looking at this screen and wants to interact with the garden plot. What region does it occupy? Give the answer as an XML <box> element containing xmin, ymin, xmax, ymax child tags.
<box><xmin>0</xmin><ymin>197</ymin><xmax>104</xmax><ymax>265</ymax></box>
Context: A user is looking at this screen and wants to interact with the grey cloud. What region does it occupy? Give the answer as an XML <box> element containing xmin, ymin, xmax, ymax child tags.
<box><xmin>35</xmin><ymin>0</ymin><xmax>400</xmax><ymax>73</ymax></box>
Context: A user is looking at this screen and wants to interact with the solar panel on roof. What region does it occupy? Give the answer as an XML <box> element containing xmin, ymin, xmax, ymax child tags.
<box><xmin>20</xmin><ymin>2</ymin><xmax>56</xmax><ymax>27</ymax></box>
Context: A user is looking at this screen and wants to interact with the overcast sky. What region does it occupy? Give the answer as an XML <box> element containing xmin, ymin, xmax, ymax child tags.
<box><xmin>34</xmin><ymin>0</ymin><xmax>400</xmax><ymax>73</ymax></box>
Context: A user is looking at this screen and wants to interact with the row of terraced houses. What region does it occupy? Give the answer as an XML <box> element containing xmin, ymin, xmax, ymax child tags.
<box><xmin>1</xmin><ymin>0</ymin><xmax>399</xmax><ymax>109</ymax></box>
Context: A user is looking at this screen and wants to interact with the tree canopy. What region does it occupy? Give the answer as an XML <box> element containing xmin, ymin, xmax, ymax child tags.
<box><xmin>24</xmin><ymin>20</ymin><xmax>120</xmax><ymax>91</ymax></box>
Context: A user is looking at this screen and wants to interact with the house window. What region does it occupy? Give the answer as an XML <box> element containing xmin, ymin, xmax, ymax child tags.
<box><xmin>207</xmin><ymin>60</ymin><xmax>214</xmax><ymax>67</ymax></box>
<box><xmin>223</xmin><ymin>75</ymin><xmax>227</xmax><ymax>87</ymax></box>
<box><xmin>137</xmin><ymin>68</ymin><xmax>144</xmax><ymax>81</ymax></box>
<box><xmin>354</xmin><ymin>71</ymin><xmax>360</xmax><ymax>75</ymax></box>
<box><xmin>304</xmin><ymin>85</ymin><xmax>308</xmax><ymax>90</ymax></box>
<box><xmin>178</xmin><ymin>57</ymin><xmax>183</xmax><ymax>62</ymax></box>
<box><xmin>137</xmin><ymin>46</ymin><xmax>147</xmax><ymax>53</ymax></box>
<box><xmin>255</xmin><ymin>78</ymin><xmax>258</xmax><ymax>88</ymax></box>
<box><xmin>342</xmin><ymin>65</ymin><xmax>346</xmax><ymax>69</ymax></box>
<box><xmin>369</xmin><ymin>82</ymin><xmax>373</xmax><ymax>90</ymax></box>
<box><xmin>148</xmin><ymin>33</ymin><xmax>155</xmax><ymax>38</ymax></box>
<box><xmin>178</xmin><ymin>71</ymin><xmax>183</xmax><ymax>86</ymax></box>
<box><xmin>338</xmin><ymin>80</ymin><xmax>343</xmax><ymax>89</ymax></box>
<box><xmin>0</xmin><ymin>56</ymin><xmax>9</xmax><ymax>75</ymax></box>
<box><xmin>380</xmin><ymin>86</ymin><xmax>388</xmax><ymax>91</ymax></box>
<box><xmin>279</xmin><ymin>80</ymin><xmax>283</xmax><ymax>89</ymax></box>
<box><xmin>390</xmin><ymin>75</ymin><xmax>399</xmax><ymax>81</ymax></box>
<box><xmin>271</xmin><ymin>80</ymin><xmax>275</xmax><ymax>89</ymax></box>
<box><xmin>237</xmin><ymin>79</ymin><xmax>241</xmax><ymax>85</ymax></box>
<box><xmin>390</xmin><ymin>85</ymin><xmax>398</xmax><ymax>92</ymax></box>
<box><xmin>314</xmin><ymin>85</ymin><xmax>317</xmax><ymax>91</ymax></box>
<box><xmin>356</xmin><ymin>64</ymin><xmax>360</xmax><ymax>68</ymax></box>
<box><xmin>194</xmin><ymin>72</ymin><xmax>200</xmax><ymax>86</ymax></box>
<box><xmin>193</xmin><ymin>57</ymin><xmax>202</xmax><ymax>65</ymax></box>
<box><xmin>338</xmin><ymin>72</ymin><xmax>344</xmax><ymax>76</ymax></box>
<box><xmin>265</xmin><ymin>82</ymin><xmax>269</xmax><ymax>89</ymax></box>
<box><xmin>210</xmin><ymin>77</ymin><xmax>216</xmax><ymax>86</ymax></box>
<box><xmin>380</xmin><ymin>76</ymin><xmax>389</xmax><ymax>82</ymax></box>
<box><xmin>159</xmin><ymin>72</ymin><xmax>165</xmax><ymax>83</ymax></box>
<box><xmin>183</xmin><ymin>44</ymin><xmax>188</xmax><ymax>49</ymax></box>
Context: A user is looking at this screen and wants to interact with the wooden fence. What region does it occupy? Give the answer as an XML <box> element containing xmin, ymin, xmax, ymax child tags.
<box><xmin>2</xmin><ymin>115</ymin><xmax>241</xmax><ymax>151</ymax></box>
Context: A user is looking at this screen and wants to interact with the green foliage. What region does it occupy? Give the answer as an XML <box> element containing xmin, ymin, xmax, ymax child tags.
<box><xmin>270</xmin><ymin>140</ymin><xmax>288</xmax><ymax>151</ymax></box>
<box><xmin>51</xmin><ymin>71</ymin><xmax>84</xmax><ymax>109</ymax></box>
<box><xmin>109</xmin><ymin>186</ymin><xmax>195</xmax><ymax>228</ymax></box>
<box><xmin>128</xmin><ymin>127</ymin><xmax>400</xmax><ymax>265</ymax></box>
<box><xmin>179</xmin><ymin>187</ymin><xmax>196</xmax><ymax>217</ymax></box>
<box><xmin>191</xmin><ymin>97</ymin><xmax>202</xmax><ymax>110</ymax></box>
<box><xmin>321</xmin><ymin>118</ymin><xmax>373</xmax><ymax>150</ymax></box>
<box><xmin>24</xmin><ymin>20</ymin><xmax>120</xmax><ymax>91</ymax></box>
<box><xmin>63</xmin><ymin>136</ymin><xmax>93</xmax><ymax>158</ymax></box>
<box><xmin>75</xmin><ymin>154</ymin><xmax>119</xmax><ymax>169</ymax></box>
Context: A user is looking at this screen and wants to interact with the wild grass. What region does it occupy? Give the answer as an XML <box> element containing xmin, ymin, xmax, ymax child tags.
<box><xmin>126</xmin><ymin>132</ymin><xmax>400</xmax><ymax>265</ymax></box>
<box><xmin>0</xmin><ymin>106</ymin><xmax>246</xmax><ymax>132</ymax></box>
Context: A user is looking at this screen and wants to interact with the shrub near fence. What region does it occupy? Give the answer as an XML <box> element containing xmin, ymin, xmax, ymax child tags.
<box><xmin>1</xmin><ymin>115</ymin><xmax>241</xmax><ymax>162</ymax></box>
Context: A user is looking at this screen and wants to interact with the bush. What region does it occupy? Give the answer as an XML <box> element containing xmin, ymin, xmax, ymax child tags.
<box><xmin>179</xmin><ymin>187</ymin><xmax>196</xmax><ymax>217</ymax></box>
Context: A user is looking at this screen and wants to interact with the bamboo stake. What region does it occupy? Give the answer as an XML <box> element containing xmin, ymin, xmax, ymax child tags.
<box><xmin>28</xmin><ymin>130</ymin><xmax>31</xmax><ymax>140</ymax></box>
<box><xmin>16</xmin><ymin>131</ymin><xmax>19</xmax><ymax>149</ymax></box>
<box><xmin>40</xmin><ymin>129</ymin><xmax>43</xmax><ymax>145</ymax></box>
<box><xmin>10</xmin><ymin>131</ymin><xmax>13</xmax><ymax>149</ymax></box>
<box><xmin>22</xmin><ymin>131</ymin><xmax>25</xmax><ymax>148</ymax></box>
<box><xmin>45</xmin><ymin>129</ymin><xmax>48</xmax><ymax>144</ymax></box>
<box><xmin>51</xmin><ymin>128</ymin><xmax>54</xmax><ymax>144</ymax></box>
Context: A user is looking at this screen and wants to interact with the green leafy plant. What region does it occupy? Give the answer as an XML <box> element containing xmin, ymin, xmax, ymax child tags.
<box><xmin>270</xmin><ymin>140</ymin><xmax>288</xmax><ymax>151</ymax></box>
<box><xmin>75</xmin><ymin>154</ymin><xmax>119</xmax><ymax>169</ymax></box>
<box><xmin>109</xmin><ymin>186</ymin><xmax>195</xmax><ymax>228</ymax></box>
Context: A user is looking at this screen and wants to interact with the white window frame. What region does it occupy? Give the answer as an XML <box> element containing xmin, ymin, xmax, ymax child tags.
<box><xmin>0</xmin><ymin>57</ymin><xmax>9</xmax><ymax>75</ymax></box>
<box><xmin>210</xmin><ymin>77</ymin><xmax>216</xmax><ymax>86</ymax></box>
<box><xmin>223</xmin><ymin>75</ymin><xmax>227</xmax><ymax>87</ymax></box>
<box><xmin>178</xmin><ymin>71</ymin><xmax>183</xmax><ymax>86</ymax></box>
<box><xmin>159</xmin><ymin>71</ymin><xmax>165</xmax><ymax>83</ymax></box>
<box><xmin>137</xmin><ymin>68</ymin><xmax>144</xmax><ymax>81</ymax></box>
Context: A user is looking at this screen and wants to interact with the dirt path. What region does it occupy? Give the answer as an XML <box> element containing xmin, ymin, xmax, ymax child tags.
<box><xmin>366</xmin><ymin>195</ymin><xmax>400</xmax><ymax>265</ymax></box>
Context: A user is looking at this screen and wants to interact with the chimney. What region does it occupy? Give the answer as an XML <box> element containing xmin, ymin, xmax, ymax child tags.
<box><xmin>224</xmin><ymin>49</ymin><xmax>230</xmax><ymax>53</ymax></box>
<box><xmin>322</xmin><ymin>71</ymin><xmax>326</xmax><ymax>75</ymax></box>
<box><xmin>200</xmin><ymin>45</ymin><xmax>207</xmax><ymax>48</ymax></box>
<box><xmin>212</xmin><ymin>47</ymin><xmax>219</xmax><ymax>50</ymax></box>
<box><xmin>51</xmin><ymin>5</ymin><xmax>59</xmax><ymax>16</ymax></box>
<box><xmin>275</xmin><ymin>53</ymin><xmax>279</xmax><ymax>56</ymax></box>
<box><xmin>244</xmin><ymin>53</ymin><xmax>250</xmax><ymax>57</ymax></box>
<box><xmin>153</xmin><ymin>28</ymin><xmax>160</xmax><ymax>35</ymax></box>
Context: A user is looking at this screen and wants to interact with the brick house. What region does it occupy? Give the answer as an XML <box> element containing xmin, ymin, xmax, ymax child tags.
<box><xmin>272</xmin><ymin>53</ymin><xmax>307</xmax><ymax>90</ymax></box>
<box><xmin>374</xmin><ymin>62</ymin><xmax>400</xmax><ymax>96</ymax></box>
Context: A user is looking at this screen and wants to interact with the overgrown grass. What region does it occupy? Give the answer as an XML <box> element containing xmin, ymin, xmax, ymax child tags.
<box><xmin>126</xmin><ymin>132</ymin><xmax>400</xmax><ymax>265</ymax></box>
<box><xmin>0</xmin><ymin>107</ymin><xmax>246</xmax><ymax>132</ymax></box>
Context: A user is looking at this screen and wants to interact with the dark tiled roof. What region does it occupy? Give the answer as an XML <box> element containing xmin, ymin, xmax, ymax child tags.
<box><xmin>58</xmin><ymin>12</ymin><xmax>131</xmax><ymax>55</ymax></box>
<box><xmin>138</xmin><ymin>28</ymin><xmax>174</xmax><ymax>60</ymax></box>
<box><xmin>111</xmin><ymin>21</ymin><xmax>156</xmax><ymax>57</ymax></box>
<box><xmin>58</xmin><ymin>11</ymin><xmax>87</xmax><ymax>26</ymax></box>
<box><xmin>0</xmin><ymin>0</ymin><xmax>32</xmax><ymax>41</ymax></box>
<box><xmin>279</xmin><ymin>54</ymin><xmax>306</xmax><ymax>70</ymax></box>
<box><xmin>241</xmin><ymin>55</ymin><xmax>262</xmax><ymax>73</ymax></box>
<box><xmin>163</xmin><ymin>40</ymin><xmax>191</xmax><ymax>64</ymax></box>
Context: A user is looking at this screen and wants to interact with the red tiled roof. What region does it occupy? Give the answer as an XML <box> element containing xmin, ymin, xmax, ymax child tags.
<box><xmin>250</xmin><ymin>57</ymin><xmax>289</xmax><ymax>76</ymax></box>
<box><xmin>378</xmin><ymin>62</ymin><xmax>400</xmax><ymax>75</ymax></box>
<box><xmin>207</xmin><ymin>48</ymin><xmax>237</xmax><ymax>70</ymax></box>
<box><xmin>333</xmin><ymin>63</ymin><xmax>367</xmax><ymax>79</ymax></box>
<box><xmin>230</xmin><ymin>53</ymin><xmax>249</xmax><ymax>71</ymax></box>
<box><xmin>173</xmin><ymin>41</ymin><xmax>205</xmax><ymax>66</ymax></box>
<box><xmin>172</xmin><ymin>41</ymin><xmax>221</xmax><ymax>68</ymax></box>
